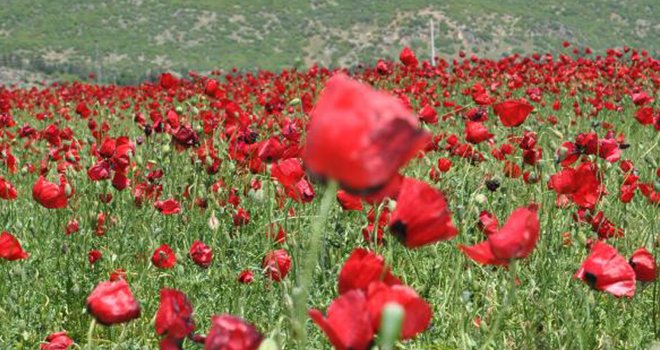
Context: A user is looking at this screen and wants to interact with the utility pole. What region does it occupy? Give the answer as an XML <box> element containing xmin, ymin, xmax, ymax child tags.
<box><xmin>94</xmin><ymin>40</ymin><xmax>103</xmax><ymax>84</ymax></box>
<box><xmin>430</xmin><ymin>19</ymin><xmax>436</xmax><ymax>66</ymax></box>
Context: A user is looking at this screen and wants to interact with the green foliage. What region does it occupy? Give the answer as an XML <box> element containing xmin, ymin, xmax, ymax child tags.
<box><xmin>1</xmin><ymin>0</ymin><xmax>659</xmax><ymax>83</ymax></box>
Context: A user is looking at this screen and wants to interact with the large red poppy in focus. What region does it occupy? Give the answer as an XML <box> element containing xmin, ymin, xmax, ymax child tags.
<box><xmin>303</xmin><ymin>74</ymin><xmax>430</xmax><ymax>195</ymax></box>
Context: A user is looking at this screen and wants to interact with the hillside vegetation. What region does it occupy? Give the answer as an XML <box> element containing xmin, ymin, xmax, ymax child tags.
<box><xmin>0</xmin><ymin>0</ymin><xmax>658</xmax><ymax>83</ymax></box>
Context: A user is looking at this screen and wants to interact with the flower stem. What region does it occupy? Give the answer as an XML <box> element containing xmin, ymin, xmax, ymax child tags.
<box><xmin>292</xmin><ymin>181</ymin><xmax>337</xmax><ymax>348</ymax></box>
<box><xmin>86</xmin><ymin>319</ymin><xmax>96</xmax><ymax>350</ymax></box>
<box><xmin>480</xmin><ymin>260</ymin><xmax>517</xmax><ymax>350</ymax></box>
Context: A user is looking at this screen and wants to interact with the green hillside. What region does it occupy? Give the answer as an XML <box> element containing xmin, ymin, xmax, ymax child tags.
<box><xmin>0</xmin><ymin>0</ymin><xmax>658</xmax><ymax>83</ymax></box>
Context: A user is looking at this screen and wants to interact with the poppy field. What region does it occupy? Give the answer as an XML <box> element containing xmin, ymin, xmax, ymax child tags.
<box><xmin>0</xmin><ymin>45</ymin><xmax>658</xmax><ymax>349</ymax></box>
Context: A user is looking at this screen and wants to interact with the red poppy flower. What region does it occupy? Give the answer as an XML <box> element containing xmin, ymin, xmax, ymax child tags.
<box><xmin>32</xmin><ymin>175</ymin><xmax>70</xmax><ymax>209</ymax></box>
<box><xmin>493</xmin><ymin>99</ymin><xmax>534</xmax><ymax>127</ymax></box>
<box><xmin>303</xmin><ymin>74</ymin><xmax>430</xmax><ymax>195</ymax></box>
<box><xmin>86</xmin><ymin>279</ymin><xmax>141</xmax><ymax>325</ymax></box>
<box><xmin>338</xmin><ymin>248</ymin><xmax>400</xmax><ymax>294</ymax></box>
<box><xmin>233</xmin><ymin>208</ymin><xmax>250</xmax><ymax>226</ymax></box>
<box><xmin>418</xmin><ymin>104</ymin><xmax>438</xmax><ymax>124</ymax></box>
<box><xmin>460</xmin><ymin>206</ymin><xmax>539</xmax><ymax>266</ymax></box>
<box><xmin>459</xmin><ymin>241</ymin><xmax>508</xmax><ymax>266</ymax></box>
<box><xmin>309</xmin><ymin>290</ymin><xmax>374</xmax><ymax>350</ymax></box>
<box><xmin>88</xmin><ymin>250</ymin><xmax>102</xmax><ymax>265</ymax></box>
<box><xmin>237</xmin><ymin>269</ymin><xmax>254</xmax><ymax>284</ymax></box>
<box><xmin>465</xmin><ymin>121</ymin><xmax>493</xmax><ymax>144</ymax></box>
<box><xmin>477</xmin><ymin>210</ymin><xmax>499</xmax><ymax>236</ymax></box>
<box><xmin>155</xmin><ymin>199</ymin><xmax>181</xmax><ymax>215</ymax></box>
<box><xmin>205</xmin><ymin>315</ymin><xmax>263</xmax><ymax>350</ymax></box>
<box><xmin>0</xmin><ymin>176</ymin><xmax>17</xmax><ymax>200</ymax></box>
<box><xmin>262</xmin><ymin>249</ymin><xmax>291</xmax><ymax>282</ymax></box>
<box><xmin>399</xmin><ymin>46</ymin><xmax>418</xmax><ymax>67</ymax></box>
<box><xmin>628</xmin><ymin>247</ymin><xmax>656</xmax><ymax>282</ymax></box>
<box><xmin>271</xmin><ymin>158</ymin><xmax>304</xmax><ymax>187</ymax></box>
<box><xmin>172</xmin><ymin>125</ymin><xmax>199</xmax><ymax>148</ymax></box>
<box><xmin>575</xmin><ymin>241</ymin><xmax>636</xmax><ymax>297</ymax></box>
<box><xmin>160</xmin><ymin>73</ymin><xmax>178</xmax><ymax>89</ymax></box>
<box><xmin>488</xmin><ymin>207</ymin><xmax>540</xmax><ymax>259</ymax></box>
<box><xmin>631</xmin><ymin>91</ymin><xmax>652</xmax><ymax>106</ymax></box>
<box><xmin>389</xmin><ymin>178</ymin><xmax>458</xmax><ymax>248</ymax></box>
<box><xmin>265</xmin><ymin>224</ymin><xmax>287</xmax><ymax>244</ymax></box>
<box><xmin>336</xmin><ymin>190</ymin><xmax>364</xmax><ymax>211</ymax></box>
<box><xmin>0</xmin><ymin>231</ymin><xmax>29</xmax><ymax>260</ymax></box>
<box><xmin>109</xmin><ymin>268</ymin><xmax>127</xmax><ymax>282</ymax></box>
<box><xmin>189</xmin><ymin>240</ymin><xmax>213</xmax><ymax>268</ymax></box>
<box><xmin>548</xmin><ymin>162</ymin><xmax>602</xmax><ymax>209</ymax></box>
<box><xmin>366</xmin><ymin>282</ymin><xmax>432</xmax><ymax>340</ymax></box>
<box><xmin>87</xmin><ymin>161</ymin><xmax>111</xmax><ymax>181</ymax></box>
<box><xmin>155</xmin><ymin>289</ymin><xmax>195</xmax><ymax>339</ymax></box>
<box><xmin>40</xmin><ymin>331</ymin><xmax>73</xmax><ymax>350</ymax></box>
<box><xmin>152</xmin><ymin>244</ymin><xmax>177</xmax><ymax>269</ymax></box>
<box><xmin>437</xmin><ymin>158</ymin><xmax>452</xmax><ymax>172</ymax></box>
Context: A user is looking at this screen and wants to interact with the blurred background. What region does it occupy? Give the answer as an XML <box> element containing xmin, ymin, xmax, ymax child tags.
<box><xmin>0</xmin><ymin>0</ymin><xmax>658</xmax><ymax>85</ymax></box>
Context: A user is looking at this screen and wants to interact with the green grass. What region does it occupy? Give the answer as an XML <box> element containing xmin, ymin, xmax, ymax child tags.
<box><xmin>1</xmin><ymin>0</ymin><xmax>659</xmax><ymax>83</ymax></box>
<box><xmin>0</xmin><ymin>68</ymin><xmax>658</xmax><ymax>349</ymax></box>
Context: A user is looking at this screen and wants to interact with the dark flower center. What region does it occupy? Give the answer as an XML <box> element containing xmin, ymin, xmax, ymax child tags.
<box><xmin>583</xmin><ymin>272</ymin><xmax>597</xmax><ymax>289</ymax></box>
<box><xmin>485</xmin><ymin>179</ymin><xmax>500</xmax><ymax>192</ymax></box>
<box><xmin>390</xmin><ymin>220</ymin><xmax>407</xmax><ymax>242</ymax></box>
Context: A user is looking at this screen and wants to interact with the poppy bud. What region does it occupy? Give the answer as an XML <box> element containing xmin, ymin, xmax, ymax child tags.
<box><xmin>288</xmin><ymin>98</ymin><xmax>301</xmax><ymax>106</ymax></box>
<box><xmin>248</xmin><ymin>188</ymin><xmax>264</xmax><ymax>202</ymax></box>
<box><xmin>208</xmin><ymin>211</ymin><xmax>220</xmax><ymax>231</ymax></box>
<box><xmin>379</xmin><ymin>303</ymin><xmax>404</xmax><ymax>350</ymax></box>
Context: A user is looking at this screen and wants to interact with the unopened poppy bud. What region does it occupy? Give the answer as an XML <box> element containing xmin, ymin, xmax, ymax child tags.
<box><xmin>387</xmin><ymin>199</ymin><xmax>397</xmax><ymax>212</ymax></box>
<box><xmin>288</xmin><ymin>98</ymin><xmax>301</xmax><ymax>106</ymax></box>
<box><xmin>248</xmin><ymin>188</ymin><xmax>264</xmax><ymax>202</ymax></box>
<box><xmin>474</xmin><ymin>193</ymin><xmax>487</xmax><ymax>204</ymax></box>
<box><xmin>378</xmin><ymin>303</ymin><xmax>405</xmax><ymax>350</ymax></box>
<box><xmin>64</xmin><ymin>183</ymin><xmax>73</xmax><ymax>197</ymax></box>
<box><xmin>283</xmin><ymin>294</ymin><xmax>293</xmax><ymax>310</ymax></box>
<box><xmin>208</xmin><ymin>211</ymin><xmax>220</xmax><ymax>231</ymax></box>
<box><xmin>191</xmin><ymin>106</ymin><xmax>199</xmax><ymax>115</ymax></box>
<box><xmin>162</xmin><ymin>144</ymin><xmax>171</xmax><ymax>154</ymax></box>
<box><xmin>175</xmin><ymin>106</ymin><xmax>184</xmax><ymax>114</ymax></box>
<box><xmin>556</xmin><ymin>146</ymin><xmax>569</xmax><ymax>162</ymax></box>
<box><xmin>258</xmin><ymin>338</ymin><xmax>279</xmax><ymax>350</ymax></box>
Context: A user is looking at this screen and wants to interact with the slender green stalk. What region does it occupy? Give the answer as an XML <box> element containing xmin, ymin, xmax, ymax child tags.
<box><xmin>480</xmin><ymin>260</ymin><xmax>517</xmax><ymax>350</ymax></box>
<box><xmin>292</xmin><ymin>181</ymin><xmax>337</xmax><ymax>348</ymax></box>
<box><xmin>86</xmin><ymin>319</ymin><xmax>96</xmax><ymax>350</ymax></box>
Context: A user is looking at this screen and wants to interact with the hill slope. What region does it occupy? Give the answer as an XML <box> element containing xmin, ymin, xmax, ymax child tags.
<box><xmin>1</xmin><ymin>0</ymin><xmax>658</xmax><ymax>83</ymax></box>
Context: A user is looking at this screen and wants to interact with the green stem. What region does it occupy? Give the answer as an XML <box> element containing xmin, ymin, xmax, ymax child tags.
<box><xmin>86</xmin><ymin>319</ymin><xmax>96</xmax><ymax>350</ymax></box>
<box><xmin>292</xmin><ymin>181</ymin><xmax>337</xmax><ymax>348</ymax></box>
<box><xmin>654</xmin><ymin>280</ymin><xmax>658</xmax><ymax>339</ymax></box>
<box><xmin>480</xmin><ymin>260</ymin><xmax>517</xmax><ymax>350</ymax></box>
